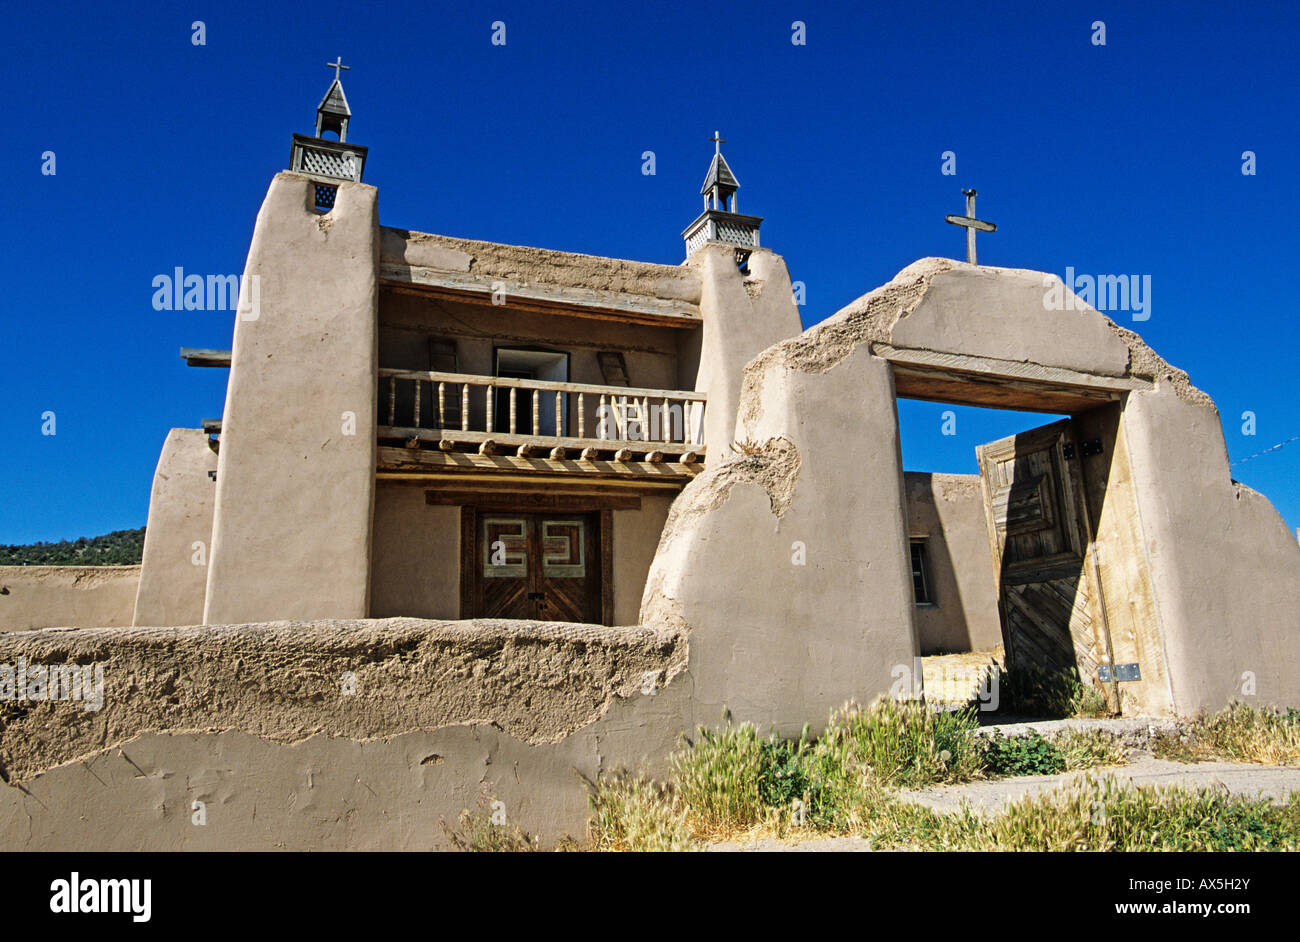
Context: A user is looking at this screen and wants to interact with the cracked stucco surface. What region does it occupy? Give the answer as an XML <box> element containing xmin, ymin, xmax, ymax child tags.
<box><xmin>0</xmin><ymin>617</ymin><xmax>686</xmax><ymax>783</ymax></box>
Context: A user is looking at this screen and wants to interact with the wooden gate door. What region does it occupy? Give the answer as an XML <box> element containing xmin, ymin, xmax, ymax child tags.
<box><xmin>976</xmin><ymin>419</ymin><xmax>1119</xmax><ymax>711</ymax></box>
<box><xmin>474</xmin><ymin>512</ymin><xmax>601</xmax><ymax>623</ymax></box>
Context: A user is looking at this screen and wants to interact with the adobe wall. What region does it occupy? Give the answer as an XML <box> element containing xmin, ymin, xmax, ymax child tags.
<box><xmin>691</xmin><ymin>244</ymin><xmax>803</xmax><ymax>456</ymax></box>
<box><xmin>0</xmin><ymin>566</ymin><xmax>139</xmax><ymax>632</ymax></box>
<box><xmin>369</xmin><ymin>484</ymin><xmax>461</xmax><ymax>620</ymax></box>
<box><xmin>642</xmin><ymin>342</ymin><xmax>918</xmax><ymax>734</ymax></box>
<box><xmin>1122</xmin><ymin>383</ymin><xmax>1300</xmax><ymax>713</ymax></box>
<box><xmin>903</xmin><ymin>472</ymin><xmax>1001</xmax><ymax>655</ymax></box>
<box><xmin>132</xmin><ymin>429</ymin><xmax>218</xmax><ymax>627</ymax></box>
<box><xmin>0</xmin><ymin>618</ymin><xmax>689</xmax><ymax>849</ymax></box>
<box><xmin>369</xmin><ymin>482</ymin><xmax>674</xmax><ymax>626</ymax></box>
<box><xmin>204</xmin><ymin>173</ymin><xmax>379</xmax><ymax>624</ymax></box>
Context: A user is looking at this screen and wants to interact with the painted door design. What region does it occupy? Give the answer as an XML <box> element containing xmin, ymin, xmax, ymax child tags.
<box><xmin>476</xmin><ymin>512</ymin><xmax>601</xmax><ymax>623</ymax></box>
<box><xmin>976</xmin><ymin>419</ymin><xmax>1119</xmax><ymax>710</ymax></box>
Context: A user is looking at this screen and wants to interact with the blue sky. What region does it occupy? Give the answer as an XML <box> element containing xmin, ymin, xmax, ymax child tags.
<box><xmin>1</xmin><ymin>0</ymin><xmax>1296</xmax><ymax>543</ymax></box>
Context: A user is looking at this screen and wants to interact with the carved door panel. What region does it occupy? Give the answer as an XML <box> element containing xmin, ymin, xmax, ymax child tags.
<box><xmin>976</xmin><ymin>419</ymin><xmax>1119</xmax><ymax>711</ymax></box>
<box><xmin>475</xmin><ymin>513</ymin><xmax>601</xmax><ymax>624</ymax></box>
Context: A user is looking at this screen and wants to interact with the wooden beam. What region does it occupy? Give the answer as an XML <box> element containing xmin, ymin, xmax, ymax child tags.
<box><xmin>376</xmin><ymin>447</ymin><xmax>697</xmax><ymax>484</ymax></box>
<box><xmin>425</xmin><ymin>489</ymin><xmax>643</xmax><ymax>510</ymax></box>
<box><xmin>873</xmin><ymin>343</ymin><xmax>1150</xmax><ymax>414</ymax></box>
<box><xmin>181</xmin><ymin>348</ymin><xmax>232</xmax><ymax>368</ymax></box>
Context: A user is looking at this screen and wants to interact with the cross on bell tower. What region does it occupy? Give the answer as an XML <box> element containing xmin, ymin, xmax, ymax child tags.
<box><xmin>316</xmin><ymin>57</ymin><xmax>352</xmax><ymax>142</ymax></box>
<box><xmin>682</xmin><ymin>131</ymin><xmax>764</xmax><ymax>262</ymax></box>
<box><xmin>288</xmin><ymin>57</ymin><xmax>369</xmax><ymax>204</ymax></box>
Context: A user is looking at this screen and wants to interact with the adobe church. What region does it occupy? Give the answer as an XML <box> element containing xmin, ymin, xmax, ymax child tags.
<box><xmin>1</xmin><ymin>67</ymin><xmax>1297</xmax><ymax>848</ymax></box>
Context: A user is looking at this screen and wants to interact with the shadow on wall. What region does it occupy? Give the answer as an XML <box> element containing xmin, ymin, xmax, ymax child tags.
<box><xmin>904</xmin><ymin>471</ymin><xmax>1001</xmax><ymax>656</ymax></box>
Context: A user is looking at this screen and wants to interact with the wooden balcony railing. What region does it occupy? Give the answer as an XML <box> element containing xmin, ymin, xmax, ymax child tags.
<box><xmin>377</xmin><ymin>369</ymin><xmax>706</xmax><ymax>461</ymax></box>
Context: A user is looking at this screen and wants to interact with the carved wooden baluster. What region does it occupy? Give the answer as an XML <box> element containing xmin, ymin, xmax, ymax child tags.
<box><xmin>555</xmin><ymin>391</ymin><xmax>563</xmax><ymax>438</ymax></box>
<box><xmin>387</xmin><ymin>376</ymin><xmax>396</xmax><ymax>426</ymax></box>
<box><xmin>486</xmin><ymin>384</ymin><xmax>494</xmax><ymax>433</ymax></box>
<box><xmin>509</xmin><ymin>388</ymin><xmax>517</xmax><ymax>434</ymax></box>
<box><xmin>412</xmin><ymin>379</ymin><xmax>421</xmax><ymax>428</ymax></box>
<box><xmin>461</xmin><ymin>383</ymin><xmax>470</xmax><ymax>431</ymax></box>
<box><xmin>578</xmin><ymin>393</ymin><xmax>585</xmax><ymax>438</ymax></box>
<box><xmin>599</xmin><ymin>394</ymin><xmax>607</xmax><ymax>440</ymax></box>
<box><xmin>532</xmin><ymin>390</ymin><xmax>540</xmax><ymax>436</ymax></box>
<box><xmin>437</xmin><ymin>382</ymin><xmax>446</xmax><ymax>429</ymax></box>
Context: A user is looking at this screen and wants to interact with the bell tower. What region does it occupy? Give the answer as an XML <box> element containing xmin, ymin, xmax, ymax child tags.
<box><xmin>289</xmin><ymin>57</ymin><xmax>369</xmax><ymax>209</ymax></box>
<box><xmin>682</xmin><ymin>132</ymin><xmax>763</xmax><ymax>263</ymax></box>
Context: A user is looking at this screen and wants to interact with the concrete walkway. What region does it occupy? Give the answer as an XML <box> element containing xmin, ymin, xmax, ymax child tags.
<box><xmin>898</xmin><ymin>758</ymin><xmax>1300</xmax><ymax>815</ymax></box>
<box><xmin>706</xmin><ymin>758</ymin><xmax>1300</xmax><ymax>851</ymax></box>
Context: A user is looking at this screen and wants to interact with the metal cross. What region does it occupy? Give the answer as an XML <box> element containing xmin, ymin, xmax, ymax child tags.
<box><xmin>326</xmin><ymin>57</ymin><xmax>351</xmax><ymax>82</ymax></box>
<box><xmin>709</xmin><ymin>131</ymin><xmax>726</xmax><ymax>154</ymax></box>
<box><xmin>944</xmin><ymin>188</ymin><xmax>996</xmax><ymax>265</ymax></box>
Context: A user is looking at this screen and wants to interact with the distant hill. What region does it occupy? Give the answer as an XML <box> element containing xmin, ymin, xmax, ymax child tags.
<box><xmin>0</xmin><ymin>527</ymin><xmax>146</xmax><ymax>566</ymax></box>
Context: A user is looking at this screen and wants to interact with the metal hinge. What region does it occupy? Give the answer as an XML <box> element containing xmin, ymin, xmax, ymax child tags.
<box><xmin>1098</xmin><ymin>663</ymin><xmax>1141</xmax><ymax>682</ymax></box>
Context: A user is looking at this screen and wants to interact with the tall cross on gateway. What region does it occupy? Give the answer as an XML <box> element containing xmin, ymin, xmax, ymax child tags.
<box><xmin>326</xmin><ymin>56</ymin><xmax>350</xmax><ymax>82</ymax></box>
<box><xmin>944</xmin><ymin>188</ymin><xmax>996</xmax><ymax>265</ymax></box>
<box><xmin>709</xmin><ymin>131</ymin><xmax>726</xmax><ymax>154</ymax></box>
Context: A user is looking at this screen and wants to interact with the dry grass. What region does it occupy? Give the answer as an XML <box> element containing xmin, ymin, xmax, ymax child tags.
<box><xmin>1054</xmin><ymin>728</ymin><xmax>1130</xmax><ymax>770</ymax></box>
<box><xmin>1153</xmin><ymin>703</ymin><xmax>1300</xmax><ymax>765</ymax></box>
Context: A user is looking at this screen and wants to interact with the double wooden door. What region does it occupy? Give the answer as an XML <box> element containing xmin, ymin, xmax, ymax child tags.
<box><xmin>976</xmin><ymin>418</ymin><xmax>1120</xmax><ymax>712</ymax></box>
<box><xmin>470</xmin><ymin>511</ymin><xmax>602</xmax><ymax>623</ymax></box>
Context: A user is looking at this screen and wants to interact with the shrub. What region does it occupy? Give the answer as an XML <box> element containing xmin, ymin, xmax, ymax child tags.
<box><xmin>981</xmin><ymin>731</ymin><xmax>1066</xmax><ymax>776</ymax></box>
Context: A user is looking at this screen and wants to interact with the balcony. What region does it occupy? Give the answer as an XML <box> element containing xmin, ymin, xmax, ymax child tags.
<box><xmin>376</xmin><ymin>369</ymin><xmax>707</xmax><ymax>485</ymax></box>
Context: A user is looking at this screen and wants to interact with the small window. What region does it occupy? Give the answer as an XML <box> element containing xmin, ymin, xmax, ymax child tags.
<box><xmin>313</xmin><ymin>183</ymin><xmax>338</xmax><ymax>211</ymax></box>
<box><xmin>910</xmin><ymin>541</ymin><xmax>932</xmax><ymax>605</ymax></box>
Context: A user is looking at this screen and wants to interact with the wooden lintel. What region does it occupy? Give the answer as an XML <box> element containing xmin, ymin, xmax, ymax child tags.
<box><xmin>875</xmin><ymin>343</ymin><xmax>1149</xmax><ymax>414</ymax></box>
<box><xmin>425</xmin><ymin>489</ymin><xmax>643</xmax><ymax>510</ymax></box>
